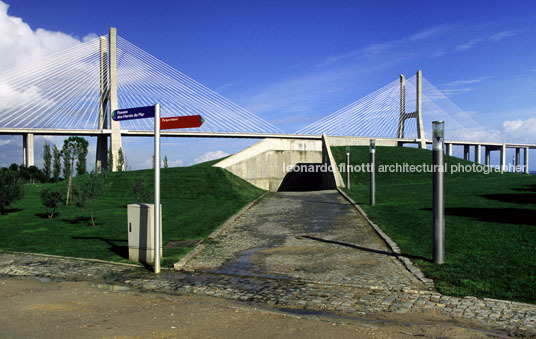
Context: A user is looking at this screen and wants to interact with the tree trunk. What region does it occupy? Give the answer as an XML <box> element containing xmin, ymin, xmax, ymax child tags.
<box><xmin>89</xmin><ymin>209</ymin><xmax>95</xmax><ymax>227</ymax></box>
<box><xmin>66</xmin><ymin>158</ymin><xmax>74</xmax><ymax>206</ymax></box>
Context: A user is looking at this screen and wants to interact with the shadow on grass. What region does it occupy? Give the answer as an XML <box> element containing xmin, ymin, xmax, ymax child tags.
<box><xmin>35</xmin><ymin>212</ymin><xmax>62</xmax><ymax>219</ymax></box>
<box><xmin>442</xmin><ymin>207</ymin><xmax>536</xmax><ymax>226</ymax></box>
<box><xmin>71</xmin><ymin>236</ymin><xmax>129</xmax><ymax>259</ymax></box>
<box><xmin>0</xmin><ymin>208</ymin><xmax>23</xmax><ymax>215</ymax></box>
<box><xmin>296</xmin><ymin>234</ymin><xmax>432</xmax><ymax>262</ymax></box>
<box><xmin>481</xmin><ymin>193</ymin><xmax>536</xmax><ymax>205</ymax></box>
<box><xmin>513</xmin><ymin>184</ymin><xmax>536</xmax><ymax>193</ymax></box>
<box><xmin>62</xmin><ymin>216</ymin><xmax>103</xmax><ymax>226</ymax></box>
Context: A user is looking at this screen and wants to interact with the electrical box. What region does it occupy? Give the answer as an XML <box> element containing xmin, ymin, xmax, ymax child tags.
<box><xmin>127</xmin><ymin>204</ymin><xmax>162</xmax><ymax>263</ymax></box>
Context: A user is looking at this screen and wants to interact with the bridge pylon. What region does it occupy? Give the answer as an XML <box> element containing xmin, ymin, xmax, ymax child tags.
<box><xmin>96</xmin><ymin>27</ymin><xmax>123</xmax><ymax>172</ymax></box>
<box><xmin>397</xmin><ymin>70</ymin><xmax>426</xmax><ymax>148</ymax></box>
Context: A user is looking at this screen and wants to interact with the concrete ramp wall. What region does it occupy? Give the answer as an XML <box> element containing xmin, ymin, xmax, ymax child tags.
<box><xmin>214</xmin><ymin>137</ymin><xmax>343</xmax><ymax>191</ymax></box>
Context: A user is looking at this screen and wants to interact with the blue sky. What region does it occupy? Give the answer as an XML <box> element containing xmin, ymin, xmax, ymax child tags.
<box><xmin>0</xmin><ymin>0</ymin><xmax>535</xmax><ymax>170</ymax></box>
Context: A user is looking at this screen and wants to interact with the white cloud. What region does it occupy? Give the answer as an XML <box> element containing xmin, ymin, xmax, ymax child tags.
<box><xmin>194</xmin><ymin>150</ymin><xmax>229</xmax><ymax>164</ymax></box>
<box><xmin>502</xmin><ymin>118</ymin><xmax>536</xmax><ymax>141</ymax></box>
<box><xmin>442</xmin><ymin>76</ymin><xmax>493</xmax><ymax>87</ymax></box>
<box><xmin>489</xmin><ymin>30</ymin><xmax>516</xmax><ymax>42</ymax></box>
<box><xmin>454</xmin><ymin>40</ymin><xmax>480</xmax><ymax>52</ymax></box>
<box><xmin>0</xmin><ymin>1</ymin><xmax>94</xmax><ymax>73</ymax></box>
<box><xmin>0</xmin><ymin>138</ymin><xmax>11</xmax><ymax>146</ymax></box>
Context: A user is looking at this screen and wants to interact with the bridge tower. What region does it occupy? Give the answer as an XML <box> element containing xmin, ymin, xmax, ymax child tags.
<box><xmin>397</xmin><ymin>70</ymin><xmax>426</xmax><ymax>149</ymax></box>
<box><xmin>95</xmin><ymin>27</ymin><xmax>123</xmax><ymax>172</ymax></box>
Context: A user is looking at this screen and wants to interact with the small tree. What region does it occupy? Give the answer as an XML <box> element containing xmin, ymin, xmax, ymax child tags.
<box><xmin>41</xmin><ymin>188</ymin><xmax>63</xmax><ymax>218</ymax></box>
<box><xmin>107</xmin><ymin>147</ymin><xmax>114</xmax><ymax>172</ymax></box>
<box><xmin>62</xmin><ymin>137</ymin><xmax>88</xmax><ymax>205</ymax></box>
<box><xmin>117</xmin><ymin>147</ymin><xmax>125</xmax><ymax>172</ymax></box>
<box><xmin>0</xmin><ymin>169</ymin><xmax>24</xmax><ymax>214</ymax></box>
<box><xmin>164</xmin><ymin>156</ymin><xmax>168</xmax><ymax>168</ymax></box>
<box><xmin>75</xmin><ymin>138</ymin><xmax>89</xmax><ymax>176</ymax></box>
<box><xmin>73</xmin><ymin>172</ymin><xmax>108</xmax><ymax>226</ymax></box>
<box><xmin>43</xmin><ymin>143</ymin><xmax>52</xmax><ymax>181</ymax></box>
<box><xmin>131</xmin><ymin>177</ymin><xmax>151</xmax><ymax>203</ymax></box>
<box><xmin>52</xmin><ymin>145</ymin><xmax>61</xmax><ymax>182</ymax></box>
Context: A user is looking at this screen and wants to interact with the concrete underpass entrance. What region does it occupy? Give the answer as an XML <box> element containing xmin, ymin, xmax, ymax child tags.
<box><xmin>278</xmin><ymin>163</ymin><xmax>324</xmax><ymax>191</ymax></box>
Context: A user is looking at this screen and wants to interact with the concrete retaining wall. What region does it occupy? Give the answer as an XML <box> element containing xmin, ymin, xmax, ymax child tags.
<box><xmin>214</xmin><ymin>138</ymin><xmax>323</xmax><ymax>191</ymax></box>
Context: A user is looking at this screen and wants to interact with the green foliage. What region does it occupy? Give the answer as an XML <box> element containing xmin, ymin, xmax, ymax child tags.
<box><xmin>40</xmin><ymin>188</ymin><xmax>63</xmax><ymax>218</ymax></box>
<box><xmin>43</xmin><ymin>143</ymin><xmax>52</xmax><ymax>181</ymax></box>
<box><xmin>73</xmin><ymin>172</ymin><xmax>109</xmax><ymax>226</ymax></box>
<box><xmin>131</xmin><ymin>176</ymin><xmax>151</xmax><ymax>203</ymax></box>
<box><xmin>52</xmin><ymin>145</ymin><xmax>61</xmax><ymax>182</ymax></box>
<box><xmin>108</xmin><ymin>148</ymin><xmax>113</xmax><ymax>172</ymax></box>
<box><xmin>333</xmin><ymin>145</ymin><xmax>536</xmax><ymax>303</ymax></box>
<box><xmin>117</xmin><ymin>148</ymin><xmax>125</xmax><ymax>172</ymax></box>
<box><xmin>62</xmin><ymin>136</ymin><xmax>88</xmax><ymax>205</ymax></box>
<box><xmin>75</xmin><ymin>138</ymin><xmax>89</xmax><ymax>176</ymax></box>
<box><xmin>0</xmin><ymin>157</ymin><xmax>264</xmax><ymax>268</ymax></box>
<box><xmin>0</xmin><ymin>169</ymin><xmax>24</xmax><ymax>214</ymax></box>
<box><xmin>18</xmin><ymin>166</ymin><xmax>46</xmax><ymax>184</ymax></box>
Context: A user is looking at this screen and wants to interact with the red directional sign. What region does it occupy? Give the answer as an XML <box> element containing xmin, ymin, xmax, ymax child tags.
<box><xmin>160</xmin><ymin>115</ymin><xmax>204</xmax><ymax>130</ymax></box>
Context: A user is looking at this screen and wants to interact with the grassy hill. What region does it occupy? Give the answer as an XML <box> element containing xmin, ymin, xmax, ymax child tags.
<box><xmin>332</xmin><ymin>146</ymin><xmax>536</xmax><ymax>304</ymax></box>
<box><xmin>0</xmin><ymin>160</ymin><xmax>264</xmax><ymax>267</ymax></box>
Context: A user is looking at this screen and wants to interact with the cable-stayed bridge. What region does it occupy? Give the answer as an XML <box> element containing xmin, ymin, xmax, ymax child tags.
<box><xmin>0</xmin><ymin>28</ymin><xmax>533</xmax><ymax>174</ymax></box>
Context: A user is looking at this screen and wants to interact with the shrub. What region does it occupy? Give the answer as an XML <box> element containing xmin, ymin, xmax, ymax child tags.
<box><xmin>73</xmin><ymin>172</ymin><xmax>109</xmax><ymax>226</ymax></box>
<box><xmin>0</xmin><ymin>169</ymin><xmax>24</xmax><ymax>214</ymax></box>
<box><xmin>41</xmin><ymin>188</ymin><xmax>64</xmax><ymax>218</ymax></box>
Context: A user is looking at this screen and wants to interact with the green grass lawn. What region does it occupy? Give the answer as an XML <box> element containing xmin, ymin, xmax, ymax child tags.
<box><xmin>0</xmin><ymin>159</ymin><xmax>264</xmax><ymax>268</ymax></box>
<box><xmin>332</xmin><ymin>146</ymin><xmax>536</xmax><ymax>304</ymax></box>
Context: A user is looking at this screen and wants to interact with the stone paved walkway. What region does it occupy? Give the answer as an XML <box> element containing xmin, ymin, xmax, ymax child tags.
<box><xmin>0</xmin><ymin>191</ymin><xmax>535</xmax><ymax>336</ymax></box>
<box><xmin>184</xmin><ymin>191</ymin><xmax>424</xmax><ymax>291</ymax></box>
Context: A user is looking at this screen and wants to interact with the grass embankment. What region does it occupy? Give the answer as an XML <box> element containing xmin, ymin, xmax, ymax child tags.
<box><xmin>332</xmin><ymin>146</ymin><xmax>536</xmax><ymax>304</ymax></box>
<box><xmin>0</xmin><ymin>160</ymin><xmax>264</xmax><ymax>267</ymax></box>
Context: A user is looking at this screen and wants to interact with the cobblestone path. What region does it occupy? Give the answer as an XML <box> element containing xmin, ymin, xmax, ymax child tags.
<box><xmin>184</xmin><ymin>191</ymin><xmax>424</xmax><ymax>291</ymax></box>
<box><xmin>0</xmin><ymin>191</ymin><xmax>535</xmax><ymax>336</ymax></box>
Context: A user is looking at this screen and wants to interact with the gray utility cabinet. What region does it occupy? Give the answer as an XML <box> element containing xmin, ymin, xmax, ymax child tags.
<box><xmin>127</xmin><ymin>204</ymin><xmax>162</xmax><ymax>263</ymax></box>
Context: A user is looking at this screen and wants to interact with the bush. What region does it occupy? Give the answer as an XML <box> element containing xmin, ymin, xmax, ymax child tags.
<box><xmin>41</xmin><ymin>188</ymin><xmax>64</xmax><ymax>218</ymax></box>
<box><xmin>131</xmin><ymin>177</ymin><xmax>151</xmax><ymax>203</ymax></box>
<box><xmin>73</xmin><ymin>172</ymin><xmax>109</xmax><ymax>226</ymax></box>
<box><xmin>0</xmin><ymin>169</ymin><xmax>24</xmax><ymax>214</ymax></box>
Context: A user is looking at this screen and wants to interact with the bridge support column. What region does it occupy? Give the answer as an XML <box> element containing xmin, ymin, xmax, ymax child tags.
<box><xmin>485</xmin><ymin>147</ymin><xmax>491</xmax><ymax>166</ymax></box>
<box><xmin>525</xmin><ymin>147</ymin><xmax>530</xmax><ymax>174</ymax></box>
<box><xmin>475</xmin><ymin>145</ymin><xmax>481</xmax><ymax>164</ymax></box>
<box><xmin>22</xmin><ymin>133</ymin><xmax>34</xmax><ymax>167</ymax></box>
<box><xmin>446</xmin><ymin>143</ymin><xmax>452</xmax><ymax>156</ymax></box>
<box><xmin>500</xmin><ymin>144</ymin><xmax>506</xmax><ymax>172</ymax></box>
<box><xmin>463</xmin><ymin>145</ymin><xmax>470</xmax><ymax>161</ymax></box>
<box><xmin>109</xmin><ymin>27</ymin><xmax>123</xmax><ymax>172</ymax></box>
<box><xmin>515</xmin><ymin>148</ymin><xmax>520</xmax><ymax>173</ymax></box>
<box><xmin>397</xmin><ymin>75</ymin><xmax>405</xmax><ymax>138</ymax></box>
<box><xmin>416</xmin><ymin>70</ymin><xmax>426</xmax><ymax>149</ymax></box>
<box><xmin>96</xmin><ymin>35</ymin><xmax>109</xmax><ymax>173</ymax></box>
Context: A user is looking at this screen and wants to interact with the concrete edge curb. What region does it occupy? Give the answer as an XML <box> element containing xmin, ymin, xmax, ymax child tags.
<box><xmin>173</xmin><ymin>192</ymin><xmax>268</xmax><ymax>270</ymax></box>
<box><xmin>336</xmin><ymin>188</ymin><xmax>436</xmax><ymax>290</ymax></box>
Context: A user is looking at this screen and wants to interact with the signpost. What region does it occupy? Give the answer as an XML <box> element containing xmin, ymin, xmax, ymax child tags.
<box><xmin>370</xmin><ymin>139</ymin><xmax>376</xmax><ymax>206</ymax></box>
<box><xmin>113</xmin><ymin>106</ymin><xmax>204</xmax><ymax>273</ymax></box>
<box><xmin>112</xmin><ymin>105</ymin><xmax>155</xmax><ymax>121</ymax></box>
<box><xmin>161</xmin><ymin>115</ymin><xmax>204</xmax><ymax>130</ymax></box>
<box><xmin>346</xmin><ymin>146</ymin><xmax>350</xmax><ymax>190</ymax></box>
<box><xmin>432</xmin><ymin>121</ymin><xmax>445</xmax><ymax>264</ymax></box>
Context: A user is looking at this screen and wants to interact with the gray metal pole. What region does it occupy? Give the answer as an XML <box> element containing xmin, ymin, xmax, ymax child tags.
<box><xmin>346</xmin><ymin>146</ymin><xmax>350</xmax><ymax>190</ymax></box>
<box><xmin>154</xmin><ymin>103</ymin><xmax>161</xmax><ymax>274</ymax></box>
<box><xmin>370</xmin><ymin>139</ymin><xmax>376</xmax><ymax>206</ymax></box>
<box><xmin>432</xmin><ymin>121</ymin><xmax>445</xmax><ymax>264</ymax></box>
